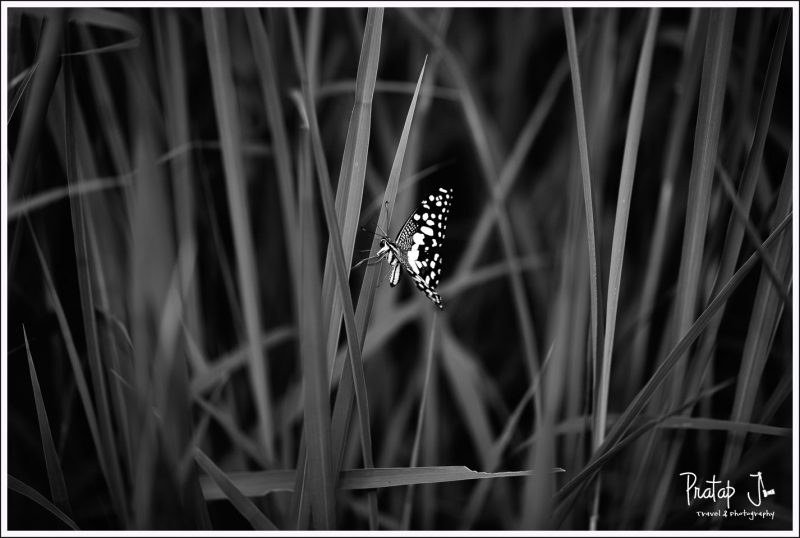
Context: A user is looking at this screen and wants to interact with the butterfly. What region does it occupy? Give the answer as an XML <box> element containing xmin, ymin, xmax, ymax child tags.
<box><xmin>354</xmin><ymin>187</ymin><xmax>453</xmax><ymax>309</ymax></box>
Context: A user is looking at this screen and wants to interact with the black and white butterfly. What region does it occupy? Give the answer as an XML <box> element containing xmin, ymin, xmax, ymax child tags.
<box><xmin>355</xmin><ymin>187</ymin><xmax>453</xmax><ymax>309</ymax></box>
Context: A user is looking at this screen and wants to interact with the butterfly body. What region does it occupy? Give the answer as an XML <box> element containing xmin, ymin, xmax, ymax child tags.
<box><xmin>365</xmin><ymin>187</ymin><xmax>453</xmax><ymax>309</ymax></box>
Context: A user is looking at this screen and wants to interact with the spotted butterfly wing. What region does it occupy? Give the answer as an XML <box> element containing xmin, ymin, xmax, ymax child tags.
<box><xmin>392</xmin><ymin>187</ymin><xmax>453</xmax><ymax>308</ymax></box>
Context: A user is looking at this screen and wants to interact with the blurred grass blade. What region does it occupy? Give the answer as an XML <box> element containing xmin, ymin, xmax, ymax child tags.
<box><xmin>562</xmin><ymin>7</ymin><xmax>604</xmax><ymax>386</ymax></box>
<box><xmin>668</xmin><ymin>8</ymin><xmax>736</xmax><ymax>397</ymax></box>
<box><xmin>245</xmin><ymin>10</ymin><xmax>300</xmax><ymax>299</ymax></box>
<box><xmin>294</xmin><ymin>65</ymin><xmax>336</xmax><ymax>529</ymax></box>
<box><xmin>402</xmin><ymin>7</ymin><xmax>541</xmax><ymax>419</ymax></box>
<box><xmin>7</xmin><ymin>475</ymin><xmax>79</xmax><ymax>530</ymax></box>
<box><xmin>201</xmin><ymin>465</ymin><xmax>564</xmax><ymax>499</ymax></box>
<box><xmin>61</xmin><ymin>9</ymin><xmax>141</xmax><ymax>56</ymax></box>
<box><xmin>26</xmin><ymin>219</ymin><xmax>108</xmax><ymax>508</ymax></box>
<box><xmin>63</xmin><ymin>32</ymin><xmax>128</xmax><ymax>523</ymax></box>
<box><xmin>553</xmin><ymin>211</ymin><xmax>792</xmax><ymax>509</ymax></box>
<box><xmin>9</xmin><ymin>9</ymin><xmax>64</xmax><ymax>203</ymax></box>
<box><xmin>195</xmin><ymin>398</ymin><xmax>270</xmax><ymax>469</ymax></box>
<box><xmin>440</xmin><ymin>325</ymin><xmax>494</xmax><ymax>466</ymax></box>
<box><xmin>401</xmin><ymin>312</ymin><xmax>438</xmax><ymax>530</ymax></box>
<box><xmin>194</xmin><ymin>449</ymin><xmax>279</xmax><ymax>530</ymax></box>
<box><xmin>203</xmin><ymin>8</ymin><xmax>275</xmax><ymax>461</ymax></box>
<box><xmin>190</xmin><ymin>327</ymin><xmax>296</xmax><ymax>396</ymax></box>
<box><xmin>22</xmin><ymin>326</ymin><xmax>73</xmax><ymax>516</ymax></box>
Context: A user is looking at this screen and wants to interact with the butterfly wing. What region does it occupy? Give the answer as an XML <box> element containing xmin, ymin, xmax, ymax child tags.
<box><xmin>394</xmin><ymin>187</ymin><xmax>453</xmax><ymax>308</ymax></box>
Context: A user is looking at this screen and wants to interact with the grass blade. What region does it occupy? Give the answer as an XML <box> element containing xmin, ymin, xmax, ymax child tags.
<box><xmin>201</xmin><ymin>465</ymin><xmax>564</xmax><ymax>499</ymax></box>
<box><xmin>203</xmin><ymin>8</ymin><xmax>274</xmax><ymax>461</ymax></box>
<box><xmin>589</xmin><ymin>8</ymin><xmax>659</xmax><ymax>529</ymax></box>
<box><xmin>401</xmin><ymin>312</ymin><xmax>438</xmax><ymax>529</ymax></box>
<box><xmin>720</xmin><ymin>153</ymin><xmax>793</xmax><ymax>474</ymax></box>
<box><xmin>245</xmin><ymin>9</ymin><xmax>300</xmax><ymax>302</ymax></box>
<box><xmin>553</xmin><ymin>211</ymin><xmax>792</xmax><ymax>512</ymax></box>
<box><xmin>63</xmin><ymin>31</ymin><xmax>128</xmax><ymax>524</ymax></box>
<box><xmin>194</xmin><ymin>448</ymin><xmax>279</xmax><ymax>530</ymax></box>
<box><xmin>295</xmin><ymin>70</ymin><xmax>336</xmax><ymax>528</ymax></box>
<box><xmin>22</xmin><ymin>326</ymin><xmax>72</xmax><ymax>516</ymax></box>
<box><xmin>320</xmin><ymin>8</ymin><xmax>384</xmax><ymax>374</ymax></box>
<box><xmin>562</xmin><ymin>7</ymin><xmax>604</xmax><ymax>397</ymax></box>
<box><xmin>9</xmin><ymin>9</ymin><xmax>64</xmax><ymax>203</ymax></box>
<box><xmin>7</xmin><ymin>475</ymin><xmax>79</xmax><ymax>530</ymax></box>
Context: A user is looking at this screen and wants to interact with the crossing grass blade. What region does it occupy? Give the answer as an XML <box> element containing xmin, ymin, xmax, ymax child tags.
<box><xmin>288</xmin><ymin>8</ymin><xmax>379</xmax><ymax>527</ymax></box>
<box><xmin>190</xmin><ymin>327</ymin><xmax>296</xmax><ymax>396</ymax></box>
<box><xmin>327</xmin><ymin>53</ymin><xmax>429</xmax><ymax>524</ymax></box>
<box><xmin>320</xmin><ymin>8</ymin><xmax>384</xmax><ymax>373</ymax></box>
<box><xmin>552</xmin><ymin>211</ymin><xmax>792</xmax><ymax>517</ymax></box>
<box><xmin>194</xmin><ymin>448</ymin><xmax>279</xmax><ymax>530</ymax></box>
<box><xmin>295</xmin><ymin>79</ymin><xmax>336</xmax><ymax>529</ymax></box>
<box><xmin>203</xmin><ymin>8</ymin><xmax>275</xmax><ymax>462</ymax></box>
<box><xmin>643</xmin><ymin>10</ymin><xmax>736</xmax><ymax>528</ymax></box>
<box><xmin>22</xmin><ymin>326</ymin><xmax>73</xmax><ymax>516</ymax></box>
<box><xmin>720</xmin><ymin>154</ymin><xmax>792</xmax><ymax>474</ymax></box>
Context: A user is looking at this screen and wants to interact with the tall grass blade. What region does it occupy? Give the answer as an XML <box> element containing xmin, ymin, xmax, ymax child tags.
<box><xmin>63</xmin><ymin>32</ymin><xmax>128</xmax><ymax>524</ymax></box>
<box><xmin>720</xmin><ymin>153</ymin><xmax>792</xmax><ymax>474</ymax></box>
<box><xmin>320</xmin><ymin>8</ymin><xmax>384</xmax><ymax>374</ymax></box>
<box><xmin>9</xmin><ymin>10</ymin><xmax>64</xmax><ymax>203</ymax></box>
<box><xmin>401</xmin><ymin>312</ymin><xmax>438</xmax><ymax>530</ymax></box>
<box><xmin>589</xmin><ymin>8</ymin><xmax>659</xmax><ymax>529</ymax></box>
<box><xmin>295</xmin><ymin>71</ymin><xmax>336</xmax><ymax>529</ymax></box>
<box><xmin>289</xmin><ymin>7</ymin><xmax>383</xmax><ymax>526</ymax></box>
<box><xmin>203</xmin><ymin>8</ymin><xmax>275</xmax><ymax>461</ymax></box>
<box><xmin>402</xmin><ymin>9</ymin><xmax>541</xmax><ymax>417</ymax></box>
<box><xmin>326</xmin><ymin>54</ymin><xmax>429</xmax><ymax>528</ymax></box>
<box><xmin>562</xmin><ymin>7</ymin><xmax>604</xmax><ymax>395</ymax></box>
<box><xmin>22</xmin><ymin>326</ymin><xmax>72</xmax><ymax>516</ymax></box>
<box><xmin>553</xmin><ymin>211</ymin><xmax>791</xmax><ymax>511</ymax></box>
<box><xmin>194</xmin><ymin>448</ymin><xmax>279</xmax><ymax>530</ymax></box>
<box><xmin>668</xmin><ymin>8</ymin><xmax>736</xmax><ymax>398</ymax></box>
<box><xmin>245</xmin><ymin>10</ymin><xmax>300</xmax><ymax>299</ymax></box>
<box><xmin>643</xmin><ymin>10</ymin><xmax>735</xmax><ymax>527</ymax></box>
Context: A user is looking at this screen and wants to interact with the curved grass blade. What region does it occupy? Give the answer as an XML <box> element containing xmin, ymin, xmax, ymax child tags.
<box><xmin>7</xmin><ymin>475</ymin><xmax>79</xmax><ymax>530</ymax></box>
